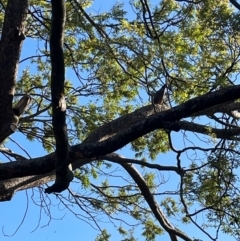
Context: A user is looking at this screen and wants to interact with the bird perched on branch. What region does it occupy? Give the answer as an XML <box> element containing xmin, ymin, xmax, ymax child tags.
<box><xmin>152</xmin><ymin>84</ymin><xmax>166</xmax><ymax>104</ymax></box>
<box><xmin>12</xmin><ymin>94</ymin><xmax>31</xmax><ymax>117</ymax></box>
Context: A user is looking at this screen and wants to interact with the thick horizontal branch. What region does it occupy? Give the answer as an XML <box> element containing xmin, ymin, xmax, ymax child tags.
<box><xmin>1</xmin><ymin>85</ymin><xmax>240</xmax><ymax>181</ymax></box>
<box><xmin>83</xmin><ymin>103</ymin><xmax>169</xmax><ymax>143</ymax></box>
<box><xmin>84</xmin><ymin>90</ymin><xmax>240</xmax><ymax>145</ymax></box>
<box><xmin>0</xmin><ymin>173</ymin><xmax>55</xmax><ymax>201</ymax></box>
<box><xmin>191</xmin><ymin>101</ymin><xmax>240</xmax><ymax>117</ymax></box>
<box><xmin>0</xmin><ymin>158</ymin><xmax>92</xmax><ymax>201</ymax></box>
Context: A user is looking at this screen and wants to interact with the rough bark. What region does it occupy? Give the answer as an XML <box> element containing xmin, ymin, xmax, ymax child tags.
<box><xmin>1</xmin><ymin>84</ymin><xmax>240</xmax><ymax>200</ymax></box>
<box><xmin>0</xmin><ymin>173</ymin><xmax>55</xmax><ymax>201</ymax></box>
<box><xmin>0</xmin><ymin>0</ymin><xmax>28</xmax><ymax>144</ymax></box>
<box><xmin>45</xmin><ymin>0</ymin><xmax>73</xmax><ymax>194</ymax></box>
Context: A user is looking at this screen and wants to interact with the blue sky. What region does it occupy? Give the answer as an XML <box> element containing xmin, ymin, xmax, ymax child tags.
<box><xmin>0</xmin><ymin>1</ymin><xmax>237</xmax><ymax>241</ymax></box>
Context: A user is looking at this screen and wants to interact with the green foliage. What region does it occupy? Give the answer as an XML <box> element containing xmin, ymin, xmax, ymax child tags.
<box><xmin>161</xmin><ymin>197</ymin><xmax>179</xmax><ymax>217</ymax></box>
<box><xmin>118</xmin><ymin>227</ymin><xmax>137</xmax><ymax>241</ymax></box>
<box><xmin>183</xmin><ymin>147</ymin><xmax>240</xmax><ymax>235</ymax></box>
<box><xmin>132</xmin><ymin>130</ymin><xmax>169</xmax><ymax>159</ymax></box>
<box><xmin>8</xmin><ymin>0</ymin><xmax>240</xmax><ymax>240</ymax></box>
<box><xmin>74</xmin><ymin>168</ymin><xmax>91</xmax><ymax>188</ymax></box>
<box><xmin>95</xmin><ymin>229</ymin><xmax>111</xmax><ymax>241</ymax></box>
<box><xmin>142</xmin><ymin>219</ymin><xmax>163</xmax><ymax>241</ymax></box>
<box><xmin>18</xmin><ymin>0</ymin><xmax>240</xmax><ymax>157</ymax></box>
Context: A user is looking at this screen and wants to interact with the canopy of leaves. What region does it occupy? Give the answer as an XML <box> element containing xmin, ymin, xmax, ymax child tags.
<box><xmin>1</xmin><ymin>0</ymin><xmax>240</xmax><ymax>240</ymax></box>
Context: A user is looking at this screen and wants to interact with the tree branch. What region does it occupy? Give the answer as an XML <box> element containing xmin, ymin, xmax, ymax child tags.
<box><xmin>178</xmin><ymin>121</ymin><xmax>240</xmax><ymax>140</ymax></box>
<box><xmin>1</xmin><ymin>85</ymin><xmax>240</xmax><ymax>195</ymax></box>
<box><xmin>0</xmin><ymin>0</ymin><xmax>28</xmax><ymax>145</ymax></box>
<box><xmin>84</xmin><ymin>96</ymin><xmax>240</xmax><ymax>145</ymax></box>
<box><xmin>229</xmin><ymin>0</ymin><xmax>240</xmax><ymax>10</ymax></box>
<box><xmin>120</xmin><ymin>162</ymin><xmax>192</xmax><ymax>241</ymax></box>
<box><xmin>103</xmin><ymin>153</ymin><xmax>183</xmax><ymax>175</ymax></box>
<box><xmin>0</xmin><ymin>173</ymin><xmax>55</xmax><ymax>201</ymax></box>
<box><xmin>45</xmin><ymin>0</ymin><xmax>73</xmax><ymax>194</ymax></box>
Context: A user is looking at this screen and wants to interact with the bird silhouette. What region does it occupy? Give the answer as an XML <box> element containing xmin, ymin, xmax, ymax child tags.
<box><xmin>153</xmin><ymin>84</ymin><xmax>166</xmax><ymax>104</ymax></box>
